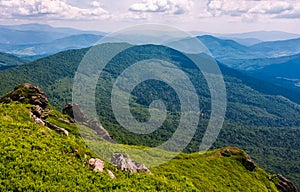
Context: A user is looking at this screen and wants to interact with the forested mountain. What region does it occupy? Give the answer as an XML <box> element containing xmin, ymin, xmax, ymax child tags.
<box><xmin>0</xmin><ymin>52</ymin><xmax>27</xmax><ymax>70</ymax></box>
<box><xmin>0</xmin><ymin>44</ymin><xmax>299</xmax><ymax>188</ymax></box>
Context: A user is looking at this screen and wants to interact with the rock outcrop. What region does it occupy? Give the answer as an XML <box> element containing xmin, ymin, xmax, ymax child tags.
<box><xmin>62</xmin><ymin>103</ymin><xmax>115</xmax><ymax>143</ymax></box>
<box><xmin>220</xmin><ymin>148</ymin><xmax>256</xmax><ymax>172</ymax></box>
<box><xmin>63</xmin><ymin>103</ymin><xmax>88</xmax><ymax>123</ymax></box>
<box><xmin>0</xmin><ymin>84</ymin><xmax>48</xmax><ymax>114</ymax></box>
<box><xmin>242</xmin><ymin>155</ymin><xmax>256</xmax><ymax>171</ymax></box>
<box><xmin>275</xmin><ymin>174</ymin><xmax>297</xmax><ymax>192</ymax></box>
<box><xmin>45</xmin><ymin>121</ymin><xmax>69</xmax><ymax>136</ymax></box>
<box><xmin>0</xmin><ymin>84</ymin><xmax>68</xmax><ymax>136</ymax></box>
<box><xmin>111</xmin><ymin>153</ymin><xmax>151</xmax><ymax>174</ymax></box>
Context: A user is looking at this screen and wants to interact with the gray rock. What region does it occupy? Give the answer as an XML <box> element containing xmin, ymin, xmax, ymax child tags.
<box><xmin>107</xmin><ymin>169</ymin><xmax>116</xmax><ymax>179</ymax></box>
<box><xmin>32</xmin><ymin>105</ymin><xmax>44</xmax><ymax>118</ymax></box>
<box><xmin>62</xmin><ymin>103</ymin><xmax>115</xmax><ymax>143</ymax></box>
<box><xmin>276</xmin><ymin>174</ymin><xmax>297</xmax><ymax>192</ymax></box>
<box><xmin>62</xmin><ymin>103</ymin><xmax>88</xmax><ymax>122</ymax></box>
<box><xmin>111</xmin><ymin>153</ymin><xmax>151</xmax><ymax>174</ymax></box>
<box><xmin>88</xmin><ymin>158</ymin><xmax>105</xmax><ymax>173</ymax></box>
<box><xmin>242</xmin><ymin>155</ymin><xmax>256</xmax><ymax>171</ymax></box>
<box><xmin>45</xmin><ymin>121</ymin><xmax>69</xmax><ymax>136</ymax></box>
<box><xmin>0</xmin><ymin>83</ymin><xmax>49</xmax><ymax>109</ymax></box>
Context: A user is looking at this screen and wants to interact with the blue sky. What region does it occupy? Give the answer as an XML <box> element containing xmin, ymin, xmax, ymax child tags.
<box><xmin>0</xmin><ymin>0</ymin><xmax>300</xmax><ymax>33</ymax></box>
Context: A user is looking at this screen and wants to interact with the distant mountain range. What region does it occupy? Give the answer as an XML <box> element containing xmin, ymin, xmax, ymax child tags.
<box><xmin>0</xmin><ymin>34</ymin><xmax>102</xmax><ymax>58</ymax></box>
<box><xmin>191</xmin><ymin>35</ymin><xmax>300</xmax><ymax>93</ymax></box>
<box><xmin>0</xmin><ymin>23</ymin><xmax>105</xmax><ymax>45</ymax></box>
<box><xmin>0</xmin><ymin>23</ymin><xmax>299</xmax><ymax>95</ymax></box>
<box><xmin>192</xmin><ymin>30</ymin><xmax>300</xmax><ymax>45</ymax></box>
<box><xmin>0</xmin><ymin>24</ymin><xmax>104</xmax><ymax>59</ymax></box>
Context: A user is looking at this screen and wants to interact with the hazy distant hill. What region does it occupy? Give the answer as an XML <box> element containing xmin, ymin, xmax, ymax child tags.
<box><xmin>250</xmin><ymin>38</ymin><xmax>300</xmax><ymax>57</ymax></box>
<box><xmin>0</xmin><ymin>23</ymin><xmax>105</xmax><ymax>58</ymax></box>
<box><xmin>0</xmin><ymin>23</ymin><xmax>105</xmax><ymax>36</ymax></box>
<box><xmin>0</xmin><ymin>52</ymin><xmax>27</xmax><ymax>70</ymax></box>
<box><xmin>191</xmin><ymin>30</ymin><xmax>300</xmax><ymax>44</ymax></box>
<box><xmin>245</xmin><ymin>54</ymin><xmax>300</xmax><ymax>93</ymax></box>
<box><xmin>220</xmin><ymin>31</ymin><xmax>300</xmax><ymax>42</ymax></box>
<box><xmin>0</xmin><ymin>34</ymin><xmax>102</xmax><ymax>57</ymax></box>
<box><xmin>0</xmin><ymin>23</ymin><xmax>105</xmax><ymax>45</ymax></box>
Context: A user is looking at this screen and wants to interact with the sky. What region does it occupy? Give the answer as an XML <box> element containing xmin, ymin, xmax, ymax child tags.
<box><xmin>0</xmin><ymin>0</ymin><xmax>300</xmax><ymax>34</ymax></box>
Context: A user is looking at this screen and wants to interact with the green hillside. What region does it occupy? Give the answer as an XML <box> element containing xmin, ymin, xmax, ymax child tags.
<box><xmin>0</xmin><ymin>100</ymin><xmax>281</xmax><ymax>191</ymax></box>
<box><xmin>0</xmin><ymin>52</ymin><xmax>27</xmax><ymax>70</ymax></box>
<box><xmin>0</xmin><ymin>44</ymin><xmax>299</xmax><ymax>188</ymax></box>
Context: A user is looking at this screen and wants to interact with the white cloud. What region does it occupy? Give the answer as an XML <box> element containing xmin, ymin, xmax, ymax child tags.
<box><xmin>249</xmin><ymin>1</ymin><xmax>293</xmax><ymax>14</ymax></box>
<box><xmin>129</xmin><ymin>0</ymin><xmax>193</xmax><ymax>15</ymax></box>
<box><xmin>206</xmin><ymin>0</ymin><xmax>300</xmax><ymax>19</ymax></box>
<box><xmin>207</xmin><ymin>0</ymin><xmax>250</xmax><ymax>17</ymax></box>
<box><xmin>0</xmin><ymin>0</ymin><xmax>110</xmax><ymax>20</ymax></box>
<box><xmin>91</xmin><ymin>1</ymin><xmax>101</xmax><ymax>8</ymax></box>
<box><xmin>275</xmin><ymin>2</ymin><xmax>300</xmax><ymax>18</ymax></box>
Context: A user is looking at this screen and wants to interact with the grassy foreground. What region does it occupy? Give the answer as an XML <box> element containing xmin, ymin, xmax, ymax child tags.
<box><xmin>0</xmin><ymin>103</ymin><xmax>279</xmax><ymax>191</ymax></box>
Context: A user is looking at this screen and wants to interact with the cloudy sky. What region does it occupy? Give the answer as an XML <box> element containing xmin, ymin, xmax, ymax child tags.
<box><xmin>0</xmin><ymin>0</ymin><xmax>300</xmax><ymax>33</ymax></box>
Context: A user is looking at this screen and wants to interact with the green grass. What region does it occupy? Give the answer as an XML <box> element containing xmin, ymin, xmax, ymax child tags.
<box><xmin>0</xmin><ymin>103</ymin><xmax>280</xmax><ymax>191</ymax></box>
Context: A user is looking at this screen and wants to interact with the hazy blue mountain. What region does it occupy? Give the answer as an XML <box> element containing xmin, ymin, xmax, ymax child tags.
<box><xmin>197</xmin><ymin>35</ymin><xmax>264</xmax><ymax>60</ymax></box>
<box><xmin>0</xmin><ymin>34</ymin><xmax>103</xmax><ymax>57</ymax></box>
<box><xmin>0</xmin><ymin>28</ymin><xmax>68</xmax><ymax>45</ymax></box>
<box><xmin>191</xmin><ymin>30</ymin><xmax>300</xmax><ymax>42</ymax></box>
<box><xmin>256</xmin><ymin>57</ymin><xmax>300</xmax><ymax>79</ymax></box>
<box><xmin>0</xmin><ymin>23</ymin><xmax>105</xmax><ymax>36</ymax></box>
<box><xmin>0</xmin><ymin>23</ymin><xmax>105</xmax><ymax>46</ymax></box>
<box><xmin>221</xmin><ymin>31</ymin><xmax>300</xmax><ymax>42</ymax></box>
<box><xmin>250</xmin><ymin>38</ymin><xmax>300</xmax><ymax>57</ymax></box>
<box><xmin>246</xmin><ymin>55</ymin><xmax>300</xmax><ymax>93</ymax></box>
<box><xmin>0</xmin><ymin>52</ymin><xmax>27</xmax><ymax>70</ymax></box>
<box><xmin>221</xmin><ymin>53</ymin><xmax>300</xmax><ymax>71</ymax></box>
<box><xmin>198</xmin><ymin>35</ymin><xmax>300</xmax><ymax>59</ymax></box>
<box><xmin>220</xmin><ymin>37</ymin><xmax>262</xmax><ymax>46</ymax></box>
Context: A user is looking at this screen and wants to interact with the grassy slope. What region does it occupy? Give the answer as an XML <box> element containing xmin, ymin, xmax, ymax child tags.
<box><xmin>0</xmin><ymin>103</ymin><xmax>197</xmax><ymax>191</ymax></box>
<box><xmin>0</xmin><ymin>103</ymin><xmax>279</xmax><ymax>191</ymax></box>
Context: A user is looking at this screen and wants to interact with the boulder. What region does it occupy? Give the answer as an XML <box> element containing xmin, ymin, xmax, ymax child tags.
<box><xmin>276</xmin><ymin>174</ymin><xmax>297</xmax><ymax>192</ymax></box>
<box><xmin>111</xmin><ymin>153</ymin><xmax>151</xmax><ymax>174</ymax></box>
<box><xmin>242</xmin><ymin>155</ymin><xmax>256</xmax><ymax>171</ymax></box>
<box><xmin>88</xmin><ymin>158</ymin><xmax>105</xmax><ymax>173</ymax></box>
